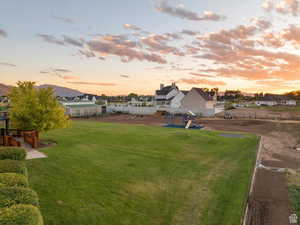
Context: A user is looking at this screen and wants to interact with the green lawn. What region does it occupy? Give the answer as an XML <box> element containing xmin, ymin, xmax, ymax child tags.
<box><xmin>26</xmin><ymin>121</ymin><xmax>258</xmax><ymax>225</ymax></box>
<box><xmin>289</xmin><ymin>186</ymin><xmax>300</xmax><ymax>220</ymax></box>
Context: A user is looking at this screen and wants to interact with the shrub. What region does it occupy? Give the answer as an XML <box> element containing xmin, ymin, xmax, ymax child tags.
<box><xmin>0</xmin><ymin>187</ymin><xmax>39</xmax><ymax>208</ymax></box>
<box><xmin>0</xmin><ymin>173</ymin><xmax>28</xmax><ymax>188</ymax></box>
<box><xmin>0</xmin><ymin>204</ymin><xmax>43</xmax><ymax>225</ymax></box>
<box><xmin>0</xmin><ymin>160</ymin><xmax>28</xmax><ymax>177</ymax></box>
<box><xmin>0</xmin><ymin>148</ymin><xmax>26</xmax><ymax>161</ymax></box>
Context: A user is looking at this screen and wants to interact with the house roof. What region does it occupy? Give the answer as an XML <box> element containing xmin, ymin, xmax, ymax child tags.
<box><xmin>192</xmin><ymin>88</ymin><xmax>215</xmax><ymax>101</ymax></box>
<box><xmin>66</xmin><ymin>104</ymin><xmax>100</xmax><ymax>108</ymax></box>
<box><xmin>155</xmin><ymin>85</ymin><xmax>178</xmax><ymax>95</ymax></box>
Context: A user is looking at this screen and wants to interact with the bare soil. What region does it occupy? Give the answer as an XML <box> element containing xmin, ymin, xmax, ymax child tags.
<box><xmin>77</xmin><ymin>115</ymin><xmax>300</xmax><ymax>225</ymax></box>
<box><xmin>217</xmin><ymin>107</ymin><xmax>300</xmax><ymax>120</ymax></box>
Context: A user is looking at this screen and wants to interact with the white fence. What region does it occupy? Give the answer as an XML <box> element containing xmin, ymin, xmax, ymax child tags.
<box><xmin>107</xmin><ymin>105</ymin><xmax>217</xmax><ymax>117</ymax></box>
<box><xmin>107</xmin><ymin>106</ymin><xmax>156</xmax><ymax>115</ymax></box>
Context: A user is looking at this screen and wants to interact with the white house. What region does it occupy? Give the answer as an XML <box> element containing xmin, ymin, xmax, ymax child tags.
<box><xmin>255</xmin><ymin>94</ymin><xmax>297</xmax><ymax>106</ymax></box>
<box><xmin>60</xmin><ymin>98</ymin><xmax>102</xmax><ymax>117</ymax></box>
<box><xmin>284</xmin><ymin>99</ymin><xmax>297</xmax><ymax>106</ymax></box>
<box><xmin>170</xmin><ymin>91</ymin><xmax>189</xmax><ymax>108</ymax></box>
<box><xmin>155</xmin><ymin>83</ymin><xmax>181</xmax><ymax>107</ymax></box>
<box><xmin>181</xmin><ymin>88</ymin><xmax>217</xmax><ymax>116</ymax></box>
<box><xmin>129</xmin><ymin>97</ymin><xmax>154</xmax><ymax>106</ymax></box>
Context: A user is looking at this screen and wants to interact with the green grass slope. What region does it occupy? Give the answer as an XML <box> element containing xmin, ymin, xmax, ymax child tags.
<box><xmin>27</xmin><ymin>121</ymin><xmax>258</xmax><ymax>225</ymax></box>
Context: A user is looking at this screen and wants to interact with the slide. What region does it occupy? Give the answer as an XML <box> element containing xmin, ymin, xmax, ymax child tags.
<box><xmin>185</xmin><ymin>120</ymin><xmax>192</xmax><ymax>129</ymax></box>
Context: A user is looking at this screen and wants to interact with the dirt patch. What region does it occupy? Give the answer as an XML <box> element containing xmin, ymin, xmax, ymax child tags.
<box><xmin>247</xmin><ymin>169</ymin><xmax>292</xmax><ymax>225</ymax></box>
<box><xmin>200</xmin><ymin>119</ymin><xmax>276</xmax><ymax>135</ymax></box>
<box><xmin>216</xmin><ymin>108</ymin><xmax>300</xmax><ymax>120</ymax></box>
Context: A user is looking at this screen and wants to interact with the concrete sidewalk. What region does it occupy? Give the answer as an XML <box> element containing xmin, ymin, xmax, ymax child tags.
<box><xmin>15</xmin><ymin>137</ymin><xmax>47</xmax><ymax>160</ymax></box>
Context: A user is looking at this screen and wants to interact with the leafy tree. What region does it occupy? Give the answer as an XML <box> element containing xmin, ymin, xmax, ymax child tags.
<box><xmin>9</xmin><ymin>81</ymin><xmax>69</xmax><ymax>132</ymax></box>
<box><xmin>285</xmin><ymin>90</ymin><xmax>300</xmax><ymax>100</ymax></box>
<box><xmin>128</xmin><ymin>93</ymin><xmax>138</xmax><ymax>99</ymax></box>
<box><xmin>224</xmin><ymin>90</ymin><xmax>243</xmax><ymax>101</ymax></box>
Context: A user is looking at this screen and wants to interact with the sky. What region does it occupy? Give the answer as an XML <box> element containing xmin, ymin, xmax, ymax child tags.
<box><xmin>1</xmin><ymin>0</ymin><xmax>300</xmax><ymax>95</ymax></box>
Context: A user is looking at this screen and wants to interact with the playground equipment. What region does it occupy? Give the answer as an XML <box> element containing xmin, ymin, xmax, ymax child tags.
<box><xmin>224</xmin><ymin>111</ymin><xmax>233</xmax><ymax>120</ymax></box>
<box><xmin>164</xmin><ymin>111</ymin><xmax>204</xmax><ymax>129</ymax></box>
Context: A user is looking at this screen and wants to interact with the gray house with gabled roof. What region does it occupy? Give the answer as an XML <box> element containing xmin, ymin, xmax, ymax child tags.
<box><xmin>181</xmin><ymin>88</ymin><xmax>217</xmax><ymax>116</ymax></box>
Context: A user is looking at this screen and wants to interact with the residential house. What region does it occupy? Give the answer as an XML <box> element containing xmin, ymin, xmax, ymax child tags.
<box><xmin>65</xmin><ymin>104</ymin><xmax>102</xmax><ymax>117</ymax></box>
<box><xmin>169</xmin><ymin>90</ymin><xmax>189</xmax><ymax>108</ymax></box>
<box><xmin>60</xmin><ymin>98</ymin><xmax>102</xmax><ymax>117</ymax></box>
<box><xmin>255</xmin><ymin>94</ymin><xmax>297</xmax><ymax>106</ymax></box>
<box><xmin>181</xmin><ymin>88</ymin><xmax>217</xmax><ymax>116</ymax></box>
<box><xmin>155</xmin><ymin>83</ymin><xmax>181</xmax><ymax>107</ymax></box>
<box><xmin>129</xmin><ymin>96</ymin><xmax>154</xmax><ymax>106</ymax></box>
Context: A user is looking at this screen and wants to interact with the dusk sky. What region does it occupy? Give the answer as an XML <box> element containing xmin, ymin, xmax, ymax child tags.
<box><xmin>1</xmin><ymin>0</ymin><xmax>300</xmax><ymax>95</ymax></box>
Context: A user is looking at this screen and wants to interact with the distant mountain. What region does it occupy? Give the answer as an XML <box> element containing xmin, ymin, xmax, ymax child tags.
<box><xmin>38</xmin><ymin>84</ymin><xmax>83</xmax><ymax>97</ymax></box>
<box><xmin>0</xmin><ymin>83</ymin><xmax>12</xmax><ymax>96</ymax></box>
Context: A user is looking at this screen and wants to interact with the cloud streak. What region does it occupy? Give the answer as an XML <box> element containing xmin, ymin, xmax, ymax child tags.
<box><xmin>178</xmin><ymin>78</ymin><xmax>226</xmax><ymax>86</ymax></box>
<box><xmin>0</xmin><ymin>62</ymin><xmax>16</xmax><ymax>67</ymax></box>
<box><xmin>67</xmin><ymin>81</ymin><xmax>117</xmax><ymax>86</ymax></box>
<box><xmin>53</xmin><ymin>16</ymin><xmax>75</xmax><ymax>24</ymax></box>
<box><xmin>40</xmin><ymin>68</ymin><xmax>79</xmax><ymax>80</ymax></box>
<box><xmin>37</xmin><ymin>34</ymin><xmax>65</xmax><ymax>45</ymax></box>
<box><xmin>123</xmin><ymin>24</ymin><xmax>142</xmax><ymax>31</ymax></box>
<box><xmin>37</xmin><ymin>34</ymin><xmax>84</xmax><ymax>47</ymax></box>
<box><xmin>154</xmin><ymin>0</ymin><xmax>226</xmax><ymax>21</ymax></box>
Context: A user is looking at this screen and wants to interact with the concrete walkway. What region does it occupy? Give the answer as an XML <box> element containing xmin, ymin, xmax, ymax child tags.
<box><xmin>15</xmin><ymin>137</ymin><xmax>47</xmax><ymax>160</ymax></box>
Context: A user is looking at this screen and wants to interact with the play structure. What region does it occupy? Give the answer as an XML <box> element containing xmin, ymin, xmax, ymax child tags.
<box><xmin>0</xmin><ymin>112</ymin><xmax>39</xmax><ymax>148</ymax></box>
<box><xmin>224</xmin><ymin>111</ymin><xmax>233</xmax><ymax>119</ymax></box>
<box><xmin>164</xmin><ymin>111</ymin><xmax>204</xmax><ymax>129</ymax></box>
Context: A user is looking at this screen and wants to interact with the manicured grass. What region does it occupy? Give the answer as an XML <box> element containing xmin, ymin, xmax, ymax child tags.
<box><xmin>289</xmin><ymin>186</ymin><xmax>300</xmax><ymax>219</ymax></box>
<box><xmin>27</xmin><ymin>121</ymin><xmax>258</xmax><ymax>225</ymax></box>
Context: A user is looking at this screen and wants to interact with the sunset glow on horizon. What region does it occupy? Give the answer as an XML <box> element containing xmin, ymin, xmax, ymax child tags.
<box><xmin>1</xmin><ymin>0</ymin><xmax>300</xmax><ymax>95</ymax></box>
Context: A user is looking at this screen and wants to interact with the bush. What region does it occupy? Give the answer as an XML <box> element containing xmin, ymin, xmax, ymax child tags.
<box><xmin>0</xmin><ymin>187</ymin><xmax>39</xmax><ymax>208</ymax></box>
<box><xmin>0</xmin><ymin>148</ymin><xmax>26</xmax><ymax>161</ymax></box>
<box><xmin>0</xmin><ymin>173</ymin><xmax>28</xmax><ymax>188</ymax></box>
<box><xmin>0</xmin><ymin>204</ymin><xmax>43</xmax><ymax>225</ymax></box>
<box><xmin>0</xmin><ymin>160</ymin><xmax>28</xmax><ymax>177</ymax></box>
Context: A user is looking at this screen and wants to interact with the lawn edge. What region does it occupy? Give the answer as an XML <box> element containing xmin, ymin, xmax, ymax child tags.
<box><xmin>241</xmin><ymin>135</ymin><xmax>263</xmax><ymax>225</ymax></box>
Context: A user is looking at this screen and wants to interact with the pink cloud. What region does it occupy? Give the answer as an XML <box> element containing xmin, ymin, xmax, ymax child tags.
<box><xmin>85</xmin><ymin>34</ymin><xmax>167</xmax><ymax>64</ymax></box>
<box><xmin>261</xmin><ymin>0</ymin><xmax>274</xmax><ymax>11</ymax></box>
<box><xmin>262</xmin><ymin>0</ymin><xmax>300</xmax><ymax>16</ymax></box>
<box><xmin>178</xmin><ymin>78</ymin><xmax>226</xmax><ymax>86</ymax></box>
<box><xmin>123</xmin><ymin>24</ymin><xmax>142</xmax><ymax>31</ymax></box>
<box><xmin>140</xmin><ymin>35</ymin><xmax>184</xmax><ymax>56</ymax></box>
<box><xmin>190</xmin><ymin>72</ymin><xmax>215</xmax><ymax>78</ymax></box>
<box><xmin>67</xmin><ymin>81</ymin><xmax>117</xmax><ymax>86</ymax></box>
<box><xmin>62</xmin><ymin>76</ymin><xmax>80</xmax><ymax>80</ymax></box>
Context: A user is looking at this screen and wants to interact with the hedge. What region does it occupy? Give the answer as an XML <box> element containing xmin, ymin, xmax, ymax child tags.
<box><xmin>0</xmin><ymin>173</ymin><xmax>28</xmax><ymax>188</ymax></box>
<box><xmin>0</xmin><ymin>204</ymin><xmax>43</xmax><ymax>225</ymax></box>
<box><xmin>0</xmin><ymin>160</ymin><xmax>28</xmax><ymax>177</ymax></box>
<box><xmin>0</xmin><ymin>187</ymin><xmax>39</xmax><ymax>208</ymax></box>
<box><xmin>0</xmin><ymin>148</ymin><xmax>26</xmax><ymax>161</ymax></box>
